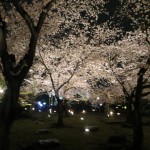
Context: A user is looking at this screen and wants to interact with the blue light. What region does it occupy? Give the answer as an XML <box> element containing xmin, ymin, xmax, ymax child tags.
<box><xmin>38</xmin><ymin>101</ymin><xmax>43</xmax><ymax>107</ymax></box>
<box><xmin>43</xmin><ymin>102</ymin><xmax>46</xmax><ymax>105</ymax></box>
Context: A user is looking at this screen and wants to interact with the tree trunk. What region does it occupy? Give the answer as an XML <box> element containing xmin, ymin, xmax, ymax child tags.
<box><xmin>57</xmin><ymin>100</ymin><xmax>64</xmax><ymax>126</ymax></box>
<box><xmin>132</xmin><ymin>74</ymin><xmax>144</xmax><ymax>150</ymax></box>
<box><xmin>0</xmin><ymin>82</ymin><xmax>20</xmax><ymax>150</ymax></box>
<box><xmin>133</xmin><ymin>109</ymin><xmax>143</xmax><ymax>150</ymax></box>
<box><xmin>126</xmin><ymin>97</ymin><xmax>133</xmax><ymax>123</ymax></box>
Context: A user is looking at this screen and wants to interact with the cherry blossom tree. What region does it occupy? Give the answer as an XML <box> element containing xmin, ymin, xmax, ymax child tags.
<box><xmin>0</xmin><ymin>1</ymin><xmax>147</xmax><ymax>149</ymax></box>
<box><xmin>0</xmin><ymin>0</ymin><xmax>57</xmax><ymax>149</ymax></box>
<box><xmin>104</xmin><ymin>1</ymin><xmax>150</xmax><ymax>149</ymax></box>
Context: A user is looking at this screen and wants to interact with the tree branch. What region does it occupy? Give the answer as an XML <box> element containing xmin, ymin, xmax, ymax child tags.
<box><xmin>38</xmin><ymin>50</ymin><xmax>56</xmax><ymax>92</ymax></box>
<box><xmin>36</xmin><ymin>0</ymin><xmax>56</xmax><ymax>34</ymax></box>
<box><xmin>107</xmin><ymin>57</ymin><xmax>130</xmax><ymax>97</ymax></box>
<box><xmin>57</xmin><ymin>61</ymin><xmax>80</xmax><ymax>91</ymax></box>
<box><xmin>12</xmin><ymin>0</ymin><xmax>36</xmax><ymax>36</ymax></box>
<box><xmin>142</xmin><ymin>92</ymin><xmax>150</xmax><ymax>97</ymax></box>
<box><xmin>142</xmin><ymin>85</ymin><xmax>150</xmax><ymax>89</ymax></box>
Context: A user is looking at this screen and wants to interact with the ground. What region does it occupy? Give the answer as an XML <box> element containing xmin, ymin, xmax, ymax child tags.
<box><xmin>10</xmin><ymin>111</ymin><xmax>150</xmax><ymax>150</ymax></box>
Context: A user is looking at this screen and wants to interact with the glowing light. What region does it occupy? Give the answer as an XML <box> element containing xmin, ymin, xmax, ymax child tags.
<box><xmin>24</xmin><ymin>108</ymin><xmax>27</xmax><ymax>110</ymax></box>
<box><xmin>43</xmin><ymin>102</ymin><xmax>46</xmax><ymax>105</ymax></box>
<box><xmin>124</xmin><ymin>106</ymin><xmax>127</xmax><ymax>109</ymax></box>
<box><xmin>70</xmin><ymin>111</ymin><xmax>74</xmax><ymax>115</ymax></box>
<box><xmin>116</xmin><ymin>106</ymin><xmax>118</xmax><ymax>109</ymax></box>
<box><xmin>49</xmin><ymin>109</ymin><xmax>52</xmax><ymax>114</ymax></box>
<box><xmin>80</xmin><ymin>117</ymin><xmax>84</xmax><ymax>120</ymax></box>
<box><xmin>38</xmin><ymin>101</ymin><xmax>43</xmax><ymax>107</ymax></box>
<box><xmin>100</xmin><ymin>103</ymin><xmax>103</xmax><ymax>106</ymax></box>
<box><xmin>39</xmin><ymin>110</ymin><xmax>41</xmax><ymax>112</ymax></box>
<box><xmin>0</xmin><ymin>88</ymin><xmax>4</xmax><ymax>93</ymax></box>
<box><xmin>92</xmin><ymin>109</ymin><xmax>95</xmax><ymax>112</ymax></box>
<box><xmin>48</xmin><ymin>115</ymin><xmax>51</xmax><ymax>117</ymax></box>
<box><xmin>82</xmin><ymin>110</ymin><xmax>86</xmax><ymax>114</ymax></box>
<box><xmin>32</xmin><ymin>107</ymin><xmax>35</xmax><ymax>111</ymax></box>
<box><xmin>117</xmin><ymin>113</ymin><xmax>121</xmax><ymax>116</ymax></box>
<box><xmin>110</xmin><ymin>111</ymin><xmax>113</xmax><ymax>115</ymax></box>
<box><xmin>85</xmin><ymin>128</ymin><xmax>90</xmax><ymax>132</ymax></box>
<box><xmin>54</xmin><ymin>110</ymin><xmax>56</xmax><ymax>113</ymax></box>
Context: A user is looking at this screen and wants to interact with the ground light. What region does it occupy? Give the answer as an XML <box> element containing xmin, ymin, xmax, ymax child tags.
<box><xmin>68</xmin><ymin>110</ymin><xmax>74</xmax><ymax>115</ymax></box>
<box><xmin>80</xmin><ymin>117</ymin><xmax>84</xmax><ymax>120</ymax></box>
<box><xmin>117</xmin><ymin>112</ymin><xmax>121</xmax><ymax>116</ymax></box>
<box><xmin>110</xmin><ymin>111</ymin><xmax>113</xmax><ymax>115</ymax></box>
<box><xmin>49</xmin><ymin>108</ymin><xmax>52</xmax><ymax>113</ymax></box>
<box><xmin>92</xmin><ymin>109</ymin><xmax>96</xmax><ymax>112</ymax></box>
<box><xmin>82</xmin><ymin>110</ymin><xmax>86</xmax><ymax>114</ymax></box>
<box><xmin>70</xmin><ymin>111</ymin><xmax>74</xmax><ymax>115</ymax></box>
<box><xmin>84</xmin><ymin>128</ymin><xmax>90</xmax><ymax>132</ymax></box>
<box><xmin>107</xmin><ymin>111</ymin><xmax>114</xmax><ymax>117</ymax></box>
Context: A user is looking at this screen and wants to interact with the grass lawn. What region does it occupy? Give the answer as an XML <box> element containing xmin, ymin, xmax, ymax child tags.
<box><xmin>10</xmin><ymin>111</ymin><xmax>150</xmax><ymax>150</ymax></box>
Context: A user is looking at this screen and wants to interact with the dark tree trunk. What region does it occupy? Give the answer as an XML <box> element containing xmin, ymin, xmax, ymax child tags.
<box><xmin>133</xmin><ymin>109</ymin><xmax>143</xmax><ymax>150</ymax></box>
<box><xmin>0</xmin><ymin>82</ymin><xmax>20</xmax><ymax>150</ymax></box>
<box><xmin>0</xmin><ymin>1</ymin><xmax>55</xmax><ymax>150</ymax></box>
<box><xmin>132</xmin><ymin>74</ymin><xmax>144</xmax><ymax>150</ymax></box>
<box><xmin>126</xmin><ymin>97</ymin><xmax>133</xmax><ymax>123</ymax></box>
<box><xmin>64</xmin><ymin>100</ymin><xmax>69</xmax><ymax>117</ymax></box>
<box><xmin>57</xmin><ymin>100</ymin><xmax>64</xmax><ymax>126</ymax></box>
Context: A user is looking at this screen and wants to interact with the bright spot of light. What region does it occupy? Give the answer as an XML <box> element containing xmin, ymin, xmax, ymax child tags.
<box><xmin>117</xmin><ymin>112</ymin><xmax>121</xmax><ymax>116</ymax></box>
<box><xmin>92</xmin><ymin>109</ymin><xmax>95</xmax><ymax>112</ymax></box>
<box><xmin>54</xmin><ymin>110</ymin><xmax>56</xmax><ymax>113</ymax></box>
<box><xmin>85</xmin><ymin>128</ymin><xmax>90</xmax><ymax>132</ymax></box>
<box><xmin>48</xmin><ymin>115</ymin><xmax>51</xmax><ymax>117</ymax></box>
<box><xmin>38</xmin><ymin>101</ymin><xmax>43</xmax><ymax>107</ymax></box>
<box><xmin>49</xmin><ymin>109</ymin><xmax>52</xmax><ymax>114</ymax></box>
<box><xmin>97</xmin><ymin>97</ymin><xmax>99</xmax><ymax>100</ymax></box>
<box><xmin>80</xmin><ymin>117</ymin><xmax>84</xmax><ymax>120</ymax></box>
<box><xmin>82</xmin><ymin>110</ymin><xmax>86</xmax><ymax>114</ymax></box>
<box><xmin>70</xmin><ymin>111</ymin><xmax>74</xmax><ymax>115</ymax></box>
<box><xmin>124</xmin><ymin>106</ymin><xmax>127</xmax><ymax>109</ymax></box>
<box><xmin>43</xmin><ymin>102</ymin><xmax>46</xmax><ymax>105</ymax></box>
<box><xmin>32</xmin><ymin>107</ymin><xmax>35</xmax><ymax>111</ymax></box>
<box><xmin>0</xmin><ymin>88</ymin><xmax>4</xmax><ymax>93</ymax></box>
<box><xmin>110</xmin><ymin>111</ymin><xmax>113</xmax><ymax>115</ymax></box>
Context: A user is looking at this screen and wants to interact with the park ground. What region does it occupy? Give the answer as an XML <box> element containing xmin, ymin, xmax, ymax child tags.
<box><xmin>10</xmin><ymin>111</ymin><xmax>150</xmax><ymax>150</ymax></box>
